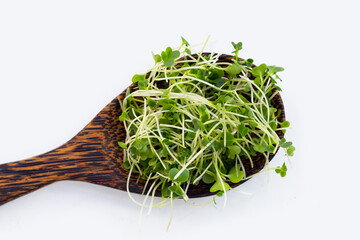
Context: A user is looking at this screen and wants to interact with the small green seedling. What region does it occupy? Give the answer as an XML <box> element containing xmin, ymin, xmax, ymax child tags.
<box><xmin>275</xmin><ymin>162</ymin><xmax>287</xmax><ymax>177</ymax></box>
<box><xmin>160</xmin><ymin>47</ymin><xmax>180</xmax><ymax>67</ymax></box>
<box><xmin>227</xmin><ymin>166</ymin><xmax>245</xmax><ymax>183</ymax></box>
<box><xmin>231</xmin><ymin>41</ymin><xmax>243</xmax><ymax>59</ymax></box>
<box><xmin>118</xmin><ymin>141</ymin><xmax>127</xmax><ymax>149</ymax></box>
<box><xmin>132</xmin><ymin>74</ymin><xmax>145</xmax><ymax>83</ymax></box>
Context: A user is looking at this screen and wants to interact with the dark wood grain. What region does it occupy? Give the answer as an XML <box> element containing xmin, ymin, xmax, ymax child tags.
<box><xmin>0</xmin><ymin>53</ymin><xmax>286</xmax><ymax>205</ymax></box>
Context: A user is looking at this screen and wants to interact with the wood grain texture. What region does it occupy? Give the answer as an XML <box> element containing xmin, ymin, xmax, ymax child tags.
<box><xmin>0</xmin><ymin>84</ymin><xmax>141</xmax><ymax>205</ymax></box>
<box><xmin>0</xmin><ymin>53</ymin><xmax>286</xmax><ymax>205</ymax></box>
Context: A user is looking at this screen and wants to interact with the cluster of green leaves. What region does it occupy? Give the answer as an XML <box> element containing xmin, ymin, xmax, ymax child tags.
<box><xmin>119</xmin><ymin>37</ymin><xmax>294</xmax><ymax>207</ymax></box>
<box><xmin>279</xmin><ymin>138</ymin><xmax>295</xmax><ymax>157</ymax></box>
<box><xmin>152</xmin><ymin>47</ymin><xmax>180</xmax><ymax>67</ymax></box>
<box><xmin>275</xmin><ymin>163</ymin><xmax>287</xmax><ymax>177</ymax></box>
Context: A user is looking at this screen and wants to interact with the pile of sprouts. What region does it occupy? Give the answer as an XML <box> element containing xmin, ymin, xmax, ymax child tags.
<box><xmin>118</xmin><ymin>37</ymin><xmax>294</xmax><ymax>227</ymax></box>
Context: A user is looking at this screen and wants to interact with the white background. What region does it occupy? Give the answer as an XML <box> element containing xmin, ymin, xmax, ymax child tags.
<box><xmin>0</xmin><ymin>0</ymin><xmax>359</xmax><ymax>239</ymax></box>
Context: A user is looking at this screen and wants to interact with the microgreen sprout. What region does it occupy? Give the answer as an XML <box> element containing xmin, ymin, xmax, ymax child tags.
<box><xmin>275</xmin><ymin>162</ymin><xmax>287</xmax><ymax>177</ymax></box>
<box><xmin>231</xmin><ymin>41</ymin><xmax>242</xmax><ymax>60</ymax></box>
<box><xmin>118</xmin><ymin>37</ymin><xmax>294</xmax><ymax>228</ymax></box>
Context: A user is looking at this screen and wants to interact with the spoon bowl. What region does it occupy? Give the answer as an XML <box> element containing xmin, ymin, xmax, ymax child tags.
<box><xmin>0</xmin><ymin>53</ymin><xmax>285</xmax><ymax>205</ymax></box>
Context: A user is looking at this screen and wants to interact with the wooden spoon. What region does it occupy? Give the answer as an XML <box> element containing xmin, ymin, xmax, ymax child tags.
<box><xmin>0</xmin><ymin>54</ymin><xmax>285</xmax><ymax>206</ymax></box>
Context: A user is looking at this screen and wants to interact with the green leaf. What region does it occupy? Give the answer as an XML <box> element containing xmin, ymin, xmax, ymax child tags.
<box><xmin>132</xmin><ymin>74</ymin><xmax>145</xmax><ymax>83</ymax></box>
<box><xmin>199</xmin><ymin>104</ymin><xmax>207</xmax><ymax>113</ymax></box>
<box><xmin>138</xmin><ymin>80</ymin><xmax>148</xmax><ymax>90</ymax></box>
<box><xmin>178</xmin><ymin>169</ymin><xmax>189</xmax><ymax>182</ymax></box>
<box><xmin>215</xmin><ymin>78</ymin><xmax>225</xmax><ymax>87</ymax></box>
<box><xmin>168</xmin><ymin>184</ymin><xmax>184</xmax><ymax>196</ymax></box>
<box><xmin>208</xmin><ymin>69</ymin><xmax>224</xmax><ymax>80</ymax></box>
<box><xmin>152</xmin><ymin>52</ymin><xmax>161</xmax><ymax>63</ymax></box>
<box><xmin>270</xmin><ymin>121</ymin><xmax>277</xmax><ymax>130</ymax></box>
<box><xmin>252</xmin><ymin>64</ymin><xmax>267</xmax><ymax>77</ymax></box>
<box><xmin>279</xmin><ymin>138</ymin><xmax>286</xmax><ymax>146</ymax></box>
<box><xmin>148</xmin><ymin>98</ymin><xmax>157</xmax><ymax>109</ymax></box>
<box><xmin>245</xmin><ymin>58</ymin><xmax>254</xmax><ymax>67</ymax></box>
<box><xmin>119</xmin><ymin>111</ymin><xmax>128</xmax><ymax>121</ymax></box>
<box><xmin>227</xmin><ymin>145</ymin><xmax>241</xmax><ymax>159</ymax></box>
<box><xmin>148</xmin><ymin>158</ymin><xmax>157</xmax><ymax>166</ymax></box>
<box><xmin>122</xmin><ymin>160</ymin><xmax>130</xmax><ymax>169</ymax></box>
<box><xmin>269</xmin><ymin>107</ymin><xmax>277</xmax><ymax>116</ymax></box>
<box><xmin>279</xmin><ymin>139</ymin><xmax>293</xmax><ymax>150</ymax></box>
<box><xmin>197</xmin><ymin>120</ymin><xmax>206</xmax><ymax>131</ymax></box>
<box><xmin>275</xmin><ymin>162</ymin><xmax>287</xmax><ymax>177</ymax></box>
<box><xmin>185</xmin><ymin>132</ymin><xmax>196</xmax><ymax>141</ymax></box>
<box><xmin>287</xmin><ymin>145</ymin><xmax>295</xmax><ymax>156</ymax></box>
<box><xmin>248</xmin><ymin>121</ymin><xmax>257</xmax><ymax>129</ymax></box>
<box><xmin>266</xmin><ymin>145</ymin><xmax>275</xmax><ymax>153</ymax></box>
<box><xmin>254</xmin><ymin>77</ymin><xmax>262</xmax><ymax>86</ymax></box>
<box><xmin>169</xmin><ymin>168</ymin><xmax>179</xmax><ymax>180</ymax></box>
<box><xmin>274</xmin><ymin>85</ymin><xmax>283</xmax><ymax>91</ymax></box>
<box><xmin>227</xmin><ymin>166</ymin><xmax>244</xmax><ymax>183</ymax></box>
<box><xmin>118</xmin><ymin>141</ymin><xmax>127</xmax><ymax>149</ymax></box>
<box><xmin>161</xmin><ymin>183</ymin><xmax>171</xmax><ymax>198</ymax></box>
<box><xmin>140</xmin><ymin>151</ymin><xmax>149</xmax><ymax>160</ymax></box>
<box><xmin>224</xmin><ymin>131</ymin><xmax>236</xmax><ymax>146</ymax></box>
<box><xmin>161</xmin><ymin>147</ymin><xmax>168</xmax><ymax>157</ymax></box>
<box><xmin>134</xmin><ymin>140</ymin><xmax>144</xmax><ymax>150</ymax></box>
<box><xmin>164</xmin><ymin>59</ymin><xmax>175</xmax><ymax>67</ymax></box>
<box><xmin>268</xmin><ymin>65</ymin><xmax>284</xmax><ymax>74</ymax></box>
<box><xmin>282</xmin><ymin>141</ymin><xmax>293</xmax><ymax>148</ymax></box>
<box><xmin>161</xmin><ymin>51</ymin><xmax>168</xmax><ymax>61</ymax></box>
<box><xmin>181</xmin><ymin>148</ymin><xmax>191</xmax><ymax>158</ymax></box>
<box><xmin>210</xmin><ymin>178</ymin><xmax>230</xmax><ymax>192</ymax></box>
<box><xmin>254</xmin><ymin>144</ymin><xmax>266</xmax><ymax>153</ymax></box>
<box><xmin>169</xmin><ymin>168</ymin><xmax>189</xmax><ymax>183</ymax></box>
<box><xmin>202</xmin><ymin>173</ymin><xmax>215</xmax><ymax>184</ymax></box>
<box><xmin>280</xmin><ymin>121</ymin><xmax>290</xmax><ymax>128</ymax></box>
<box><xmin>163</xmin><ymin>138</ymin><xmax>172</xmax><ymax>145</ymax></box>
<box><xmin>225</xmin><ymin>62</ymin><xmax>242</xmax><ymax>77</ymax></box>
<box><xmin>200</xmin><ymin>107</ymin><xmax>210</xmax><ymax>122</ymax></box>
<box><xmin>216</xmin><ymin>191</ymin><xmax>224</xmax><ymax>197</ymax></box>
<box><xmin>181</xmin><ymin>36</ymin><xmax>190</xmax><ymax>46</ymax></box>
<box><xmin>231</xmin><ymin>41</ymin><xmax>243</xmax><ymax>52</ymax></box>
<box><xmin>171</xmin><ymin>50</ymin><xmax>180</xmax><ymax>59</ymax></box>
<box><xmin>237</xmin><ymin>123</ymin><xmax>249</xmax><ymax>137</ymax></box>
<box><xmin>165</xmin><ymin>47</ymin><xmax>172</xmax><ymax>58</ymax></box>
<box><xmin>224</xmin><ymin>96</ymin><xmax>234</xmax><ymax>104</ymax></box>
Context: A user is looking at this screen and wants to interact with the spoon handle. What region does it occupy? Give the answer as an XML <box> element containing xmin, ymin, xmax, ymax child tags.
<box><xmin>0</xmin><ymin>139</ymin><xmax>111</xmax><ymax>206</ymax></box>
<box><xmin>0</xmin><ymin>155</ymin><xmax>64</xmax><ymax>205</ymax></box>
